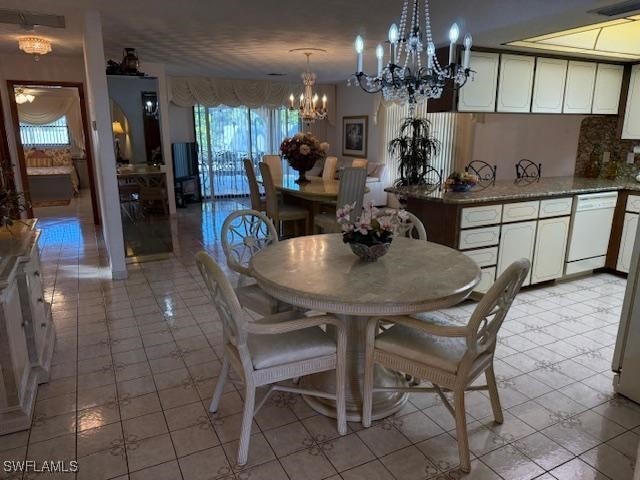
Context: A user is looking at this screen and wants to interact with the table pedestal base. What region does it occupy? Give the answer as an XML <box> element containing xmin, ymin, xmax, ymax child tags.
<box><xmin>300</xmin><ymin>315</ymin><xmax>409</xmax><ymax>422</ymax></box>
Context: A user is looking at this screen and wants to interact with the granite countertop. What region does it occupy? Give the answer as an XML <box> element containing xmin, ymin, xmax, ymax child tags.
<box><xmin>385</xmin><ymin>176</ymin><xmax>640</xmax><ymax>205</ymax></box>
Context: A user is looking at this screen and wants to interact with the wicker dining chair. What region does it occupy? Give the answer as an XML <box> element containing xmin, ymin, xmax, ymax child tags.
<box><xmin>195</xmin><ymin>252</ymin><xmax>347</xmax><ymax>465</ymax></box>
<box><xmin>352</xmin><ymin>158</ymin><xmax>368</xmax><ymax>169</ymax></box>
<box><xmin>361</xmin><ymin>259</ymin><xmax>530</xmax><ymax>473</ymax></box>
<box><xmin>262</xmin><ymin>154</ymin><xmax>283</xmax><ymax>183</ymax></box>
<box><xmin>314</xmin><ymin>167</ymin><xmax>367</xmax><ymax>233</ymax></box>
<box><xmin>243</xmin><ymin>159</ymin><xmax>266</xmax><ymax>212</ymax></box>
<box><xmin>323</xmin><ymin>156</ymin><xmax>339</xmax><ymax>182</ymax></box>
<box><xmin>221</xmin><ymin>209</ymin><xmax>289</xmax><ymax>316</ymax></box>
<box><xmin>259</xmin><ymin>162</ymin><xmax>310</xmax><ymax>237</ymax></box>
<box><xmin>384</xmin><ymin>209</ymin><xmax>427</xmax><ymax>240</ymax></box>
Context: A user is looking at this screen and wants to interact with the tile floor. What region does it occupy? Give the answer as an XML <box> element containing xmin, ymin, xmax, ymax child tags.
<box><xmin>0</xmin><ymin>200</ymin><xmax>639</xmax><ymax>480</ymax></box>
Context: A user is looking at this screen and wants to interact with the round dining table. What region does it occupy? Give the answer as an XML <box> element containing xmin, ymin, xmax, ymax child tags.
<box><xmin>250</xmin><ymin>234</ymin><xmax>480</xmax><ymax>422</ymax></box>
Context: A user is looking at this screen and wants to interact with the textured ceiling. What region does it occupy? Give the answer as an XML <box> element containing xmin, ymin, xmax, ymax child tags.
<box><xmin>0</xmin><ymin>0</ymin><xmax>636</xmax><ymax>82</ymax></box>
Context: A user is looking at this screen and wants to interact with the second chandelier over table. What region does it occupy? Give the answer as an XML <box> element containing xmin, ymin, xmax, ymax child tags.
<box><xmin>350</xmin><ymin>0</ymin><xmax>474</xmax><ymax>114</ymax></box>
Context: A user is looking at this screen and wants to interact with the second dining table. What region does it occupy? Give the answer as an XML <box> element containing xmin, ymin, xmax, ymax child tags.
<box><xmin>250</xmin><ymin>234</ymin><xmax>480</xmax><ymax>422</ymax></box>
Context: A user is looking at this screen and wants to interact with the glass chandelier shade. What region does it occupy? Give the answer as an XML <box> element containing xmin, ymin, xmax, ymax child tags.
<box><xmin>18</xmin><ymin>37</ymin><xmax>52</xmax><ymax>60</ymax></box>
<box><xmin>289</xmin><ymin>52</ymin><xmax>328</xmax><ymax>125</ymax></box>
<box><xmin>15</xmin><ymin>89</ymin><xmax>35</xmax><ymax>105</ymax></box>
<box><xmin>349</xmin><ymin>0</ymin><xmax>474</xmax><ymax>115</ymax></box>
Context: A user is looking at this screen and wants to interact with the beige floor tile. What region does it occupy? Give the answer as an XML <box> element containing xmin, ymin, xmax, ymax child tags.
<box><xmin>322</xmin><ymin>433</ymin><xmax>376</xmax><ymax>472</ymax></box>
<box><xmin>280</xmin><ymin>447</ymin><xmax>338</xmax><ymax>480</ymax></box>
<box><xmin>263</xmin><ymin>421</ymin><xmax>314</xmax><ymax>457</ymax></box>
<box><xmin>417</xmin><ymin>432</ymin><xmax>465</xmax><ymax>472</ymax></box>
<box><xmin>178</xmin><ymin>446</ymin><xmax>231</xmax><ymax>480</ymax></box>
<box><xmin>550</xmin><ymin>458</ymin><xmax>609</xmax><ymax>480</ymax></box>
<box><xmin>77</xmin><ymin>422</ymin><xmax>124</xmax><ymax>458</ymax></box>
<box><xmin>123</xmin><ymin>411</ymin><xmax>168</xmax><ymax>442</ymax></box>
<box><xmin>119</xmin><ymin>392</ymin><xmax>162</xmax><ymax>420</ymax></box>
<box><xmin>222</xmin><ymin>432</ymin><xmax>276</xmax><ymax>470</ymax></box>
<box><xmin>129</xmin><ymin>460</ymin><xmax>182</xmax><ymax>480</ymax></box>
<box><xmin>512</xmin><ymin>432</ymin><xmax>574</xmax><ymax>471</ymax></box>
<box><xmin>481</xmin><ymin>444</ymin><xmax>545</xmax><ymax>480</ymax></box>
<box><xmin>341</xmin><ymin>459</ymin><xmax>394</xmax><ymax>480</ymax></box>
<box><xmin>212</xmin><ymin>411</ymin><xmax>259</xmax><ymax>444</ymax></box>
<box><xmin>170</xmin><ymin>422</ymin><xmax>220</xmax><ymax>458</ymax></box>
<box><xmin>356</xmin><ymin>424</ymin><xmax>411</xmax><ymax>457</ymax></box>
<box><xmin>164</xmin><ymin>401</ymin><xmax>208</xmax><ymax>431</ymax></box>
<box><xmin>77</xmin><ymin>448</ymin><xmax>127</xmax><ymax>480</ymax></box>
<box><xmin>29</xmin><ymin>412</ymin><xmax>76</xmax><ymax>444</ymax></box>
<box><xmin>157</xmin><ymin>383</ymin><xmax>201</xmax><ymax>410</ymax></box>
<box><xmin>126</xmin><ymin>433</ymin><xmax>176</xmax><ymax>472</ymax></box>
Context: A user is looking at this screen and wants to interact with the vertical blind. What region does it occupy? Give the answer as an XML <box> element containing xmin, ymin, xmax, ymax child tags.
<box><xmin>193</xmin><ymin>105</ymin><xmax>299</xmax><ymax>198</ymax></box>
<box><xmin>20</xmin><ymin>116</ymin><xmax>70</xmax><ymax>146</ymax></box>
<box><xmin>381</xmin><ymin>101</ymin><xmax>458</xmax><ymax>186</ymax></box>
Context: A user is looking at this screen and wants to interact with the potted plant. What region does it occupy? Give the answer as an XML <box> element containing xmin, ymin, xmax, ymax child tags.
<box><xmin>336</xmin><ymin>202</ymin><xmax>406</xmax><ymax>261</ymax></box>
<box><xmin>0</xmin><ymin>187</ymin><xmax>29</xmax><ymax>234</ymax></box>
<box><xmin>280</xmin><ymin>132</ymin><xmax>327</xmax><ymax>184</ymax></box>
<box><xmin>388</xmin><ymin>117</ymin><xmax>440</xmax><ymax>187</ymax></box>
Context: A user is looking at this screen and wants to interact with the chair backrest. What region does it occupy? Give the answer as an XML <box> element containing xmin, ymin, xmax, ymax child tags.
<box><xmin>465</xmin><ymin>160</ymin><xmax>497</xmax><ymax>185</ymax></box>
<box><xmin>263</xmin><ymin>155</ymin><xmax>283</xmax><ymax>183</ymax></box>
<box><xmin>352</xmin><ymin>158</ymin><xmax>368</xmax><ymax>170</ymax></box>
<box><xmin>384</xmin><ymin>209</ymin><xmax>427</xmax><ymax>240</ymax></box>
<box><xmin>195</xmin><ymin>251</ymin><xmax>248</xmax><ymax>349</ymax></box>
<box><xmin>243</xmin><ymin>159</ymin><xmax>263</xmax><ymax>211</ymax></box>
<box><xmin>323</xmin><ymin>156</ymin><xmax>338</xmax><ymax>182</ymax></box>
<box><xmin>464</xmin><ymin>259</ymin><xmax>530</xmax><ymax>360</ymax></box>
<box><xmin>337</xmin><ymin>167</ymin><xmax>367</xmax><ymax>221</ymax></box>
<box><xmin>221</xmin><ymin>209</ymin><xmax>279</xmax><ymax>278</ymax></box>
<box><xmin>259</xmin><ymin>162</ymin><xmax>280</xmax><ymax>221</ymax></box>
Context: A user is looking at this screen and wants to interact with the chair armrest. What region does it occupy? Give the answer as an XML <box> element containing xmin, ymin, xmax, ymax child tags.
<box><xmin>373</xmin><ymin>315</ymin><xmax>469</xmax><ymax>337</ymax></box>
<box><xmin>246</xmin><ymin>314</ymin><xmax>345</xmax><ymax>336</ymax></box>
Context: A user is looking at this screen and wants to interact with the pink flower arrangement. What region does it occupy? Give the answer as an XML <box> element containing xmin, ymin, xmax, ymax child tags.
<box><xmin>337</xmin><ymin>202</ymin><xmax>407</xmax><ymax>247</ymax></box>
<box><xmin>280</xmin><ymin>132</ymin><xmax>326</xmax><ymax>173</ymax></box>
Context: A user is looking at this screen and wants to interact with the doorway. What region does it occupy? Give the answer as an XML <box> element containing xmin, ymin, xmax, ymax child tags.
<box><xmin>7</xmin><ymin>81</ymin><xmax>100</xmax><ymax>224</ymax></box>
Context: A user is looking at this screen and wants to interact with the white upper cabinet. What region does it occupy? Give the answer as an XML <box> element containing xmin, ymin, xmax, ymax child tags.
<box><xmin>532</xmin><ymin>58</ymin><xmax>567</xmax><ymax>113</ymax></box>
<box><xmin>458</xmin><ymin>51</ymin><xmax>499</xmax><ymax>112</ymax></box>
<box><xmin>497</xmin><ymin>54</ymin><xmax>535</xmax><ymax>112</ymax></box>
<box><xmin>592</xmin><ymin>64</ymin><xmax>624</xmax><ymax>114</ymax></box>
<box><xmin>622</xmin><ymin>64</ymin><xmax>640</xmax><ymax>139</ymax></box>
<box><xmin>563</xmin><ymin>61</ymin><xmax>597</xmax><ymax>114</ymax></box>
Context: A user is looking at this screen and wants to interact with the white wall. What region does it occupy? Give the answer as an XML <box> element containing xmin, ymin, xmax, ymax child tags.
<box><xmin>334</xmin><ymin>82</ymin><xmax>383</xmax><ymax>163</ymax></box>
<box><xmin>471</xmin><ymin>114</ymin><xmax>584</xmax><ymax>179</ymax></box>
<box><xmin>169</xmin><ymin>103</ymin><xmax>195</xmax><ymax>143</ymax></box>
<box><xmin>0</xmin><ymin>53</ymin><xmax>86</xmax><ymax>191</ymax></box>
<box><xmin>83</xmin><ymin>11</ymin><xmax>126</xmax><ymax>279</ymax></box>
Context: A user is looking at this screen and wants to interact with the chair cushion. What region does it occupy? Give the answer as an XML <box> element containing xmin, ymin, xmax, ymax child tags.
<box><xmin>248</xmin><ymin>325</ymin><xmax>336</xmax><ymax>369</ymax></box>
<box><xmin>375</xmin><ymin>324</ymin><xmax>467</xmax><ymax>373</ymax></box>
<box><xmin>235</xmin><ymin>284</ymin><xmax>279</xmax><ymax>316</ymax></box>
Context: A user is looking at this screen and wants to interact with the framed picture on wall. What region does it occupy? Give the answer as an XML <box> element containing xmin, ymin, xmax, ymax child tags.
<box><xmin>342</xmin><ymin>115</ymin><xmax>368</xmax><ymax>157</ymax></box>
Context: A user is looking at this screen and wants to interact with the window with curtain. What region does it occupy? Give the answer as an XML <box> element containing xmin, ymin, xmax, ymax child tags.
<box><xmin>381</xmin><ymin>102</ymin><xmax>458</xmax><ymax>186</ymax></box>
<box><xmin>19</xmin><ymin>116</ymin><xmax>70</xmax><ymax>146</ymax></box>
<box><xmin>193</xmin><ymin>105</ymin><xmax>299</xmax><ymax>198</ymax></box>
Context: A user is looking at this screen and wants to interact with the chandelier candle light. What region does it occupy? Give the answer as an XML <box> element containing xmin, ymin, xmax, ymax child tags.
<box><xmin>289</xmin><ymin>51</ymin><xmax>328</xmax><ymax>125</ymax></box>
<box><xmin>350</xmin><ymin>0</ymin><xmax>473</xmax><ymax>115</ymax></box>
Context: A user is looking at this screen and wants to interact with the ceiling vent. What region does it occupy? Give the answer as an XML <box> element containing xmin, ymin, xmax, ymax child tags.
<box><xmin>591</xmin><ymin>1</ymin><xmax>640</xmax><ymax>17</ymax></box>
<box><xmin>0</xmin><ymin>9</ymin><xmax>65</xmax><ymax>30</ymax></box>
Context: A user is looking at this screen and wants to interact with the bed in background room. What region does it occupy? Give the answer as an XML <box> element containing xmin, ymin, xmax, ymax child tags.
<box><xmin>25</xmin><ymin>148</ymin><xmax>80</xmax><ymax>205</ymax></box>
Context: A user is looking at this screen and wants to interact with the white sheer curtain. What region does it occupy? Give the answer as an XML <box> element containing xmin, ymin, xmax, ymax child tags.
<box><xmin>17</xmin><ymin>89</ymin><xmax>85</xmax><ymax>154</ymax></box>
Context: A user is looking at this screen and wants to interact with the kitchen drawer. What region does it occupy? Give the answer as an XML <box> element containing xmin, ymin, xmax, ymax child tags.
<box><xmin>459</xmin><ymin>226</ymin><xmax>501</xmax><ymax>250</ymax></box>
<box><xmin>460</xmin><ymin>204</ymin><xmax>502</xmax><ymax>228</ymax></box>
<box><xmin>463</xmin><ymin>246</ymin><xmax>498</xmax><ymax>268</ymax></box>
<box><xmin>626</xmin><ymin>194</ymin><xmax>640</xmax><ymax>213</ymax></box>
<box><xmin>539</xmin><ymin>197</ymin><xmax>573</xmax><ymax>218</ymax></box>
<box><xmin>502</xmin><ymin>201</ymin><xmax>540</xmax><ymax>223</ymax></box>
<box><xmin>475</xmin><ymin>267</ymin><xmax>496</xmax><ymax>294</ymax></box>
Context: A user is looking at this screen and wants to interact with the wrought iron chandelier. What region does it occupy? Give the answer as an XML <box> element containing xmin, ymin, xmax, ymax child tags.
<box><xmin>289</xmin><ymin>51</ymin><xmax>327</xmax><ymax>125</ymax></box>
<box><xmin>350</xmin><ymin>0</ymin><xmax>473</xmax><ymax>115</ymax></box>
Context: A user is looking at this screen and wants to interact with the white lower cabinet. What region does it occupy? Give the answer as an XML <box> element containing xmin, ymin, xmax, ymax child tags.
<box><xmin>617</xmin><ymin>212</ymin><xmax>639</xmax><ymax>273</ymax></box>
<box><xmin>531</xmin><ymin>216</ymin><xmax>570</xmax><ymax>284</ymax></box>
<box><xmin>476</xmin><ymin>267</ymin><xmax>496</xmax><ymax>294</ymax></box>
<box><xmin>497</xmin><ymin>221</ymin><xmax>537</xmax><ymax>286</ymax></box>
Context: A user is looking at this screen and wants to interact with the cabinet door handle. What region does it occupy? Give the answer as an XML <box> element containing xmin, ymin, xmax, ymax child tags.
<box><xmin>33</xmin><ymin>271</ymin><xmax>40</xmax><ymax>277</ymax></box>
<box><xmin>37</xmin><ymin>298</ymin><xmax>44</xmax><ymax>303</ymax></box>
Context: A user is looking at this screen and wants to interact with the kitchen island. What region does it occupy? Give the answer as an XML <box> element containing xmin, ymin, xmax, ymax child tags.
<box><xmin>386</xmin><ymin>176</ymin><xmax>640</xmax><ymax>293</ymax></box>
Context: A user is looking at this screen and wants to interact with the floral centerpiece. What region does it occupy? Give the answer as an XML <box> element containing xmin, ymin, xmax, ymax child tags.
<box><xmin>280</xmin><ymin>132</ymin><xmax>328</xmax><ymax>184</ymax></box>
<box><xmin>336</xmin><ymin>202</ymin><xmax>407</xmax><ymax>261</ymax></box>
<box><xmin>445</xmin><ymin>171</ymin><xmax>478</xmax><ymax>192</ymax></box>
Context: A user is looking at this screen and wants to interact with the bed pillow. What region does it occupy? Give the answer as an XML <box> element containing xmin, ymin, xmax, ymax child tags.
<box><xmin>25</xmin><ymin>149</ymin><xmax>52</xmax><ymax>168</ymax></box>
<box><xmin>49</xmin><ymin>148</ymin><xmax>73</xmax><ymax>166</ymax></box>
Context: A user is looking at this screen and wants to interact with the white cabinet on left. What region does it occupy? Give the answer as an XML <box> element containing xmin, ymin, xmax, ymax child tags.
<box><xmin>0</xmin><ymin>221</ymin><xmax>54</xmax><ymax>434</ymax></box>
<box><xmin>497</xmin><ymin>220</ymin><xmax>537</xmax><ymax>286</ymax></box>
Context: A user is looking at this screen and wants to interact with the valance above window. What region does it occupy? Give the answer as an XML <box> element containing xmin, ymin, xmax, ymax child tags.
<box><xmin>169</xmin><ymin>76</ymin><xmax>336</xmax><ymax>125</ymax></box>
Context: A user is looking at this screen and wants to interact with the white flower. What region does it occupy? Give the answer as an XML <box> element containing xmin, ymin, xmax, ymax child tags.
<box><xmin>299</xmin><ymin>144</ymin><xmax>311</xmax><ymax>155</ymax></box>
